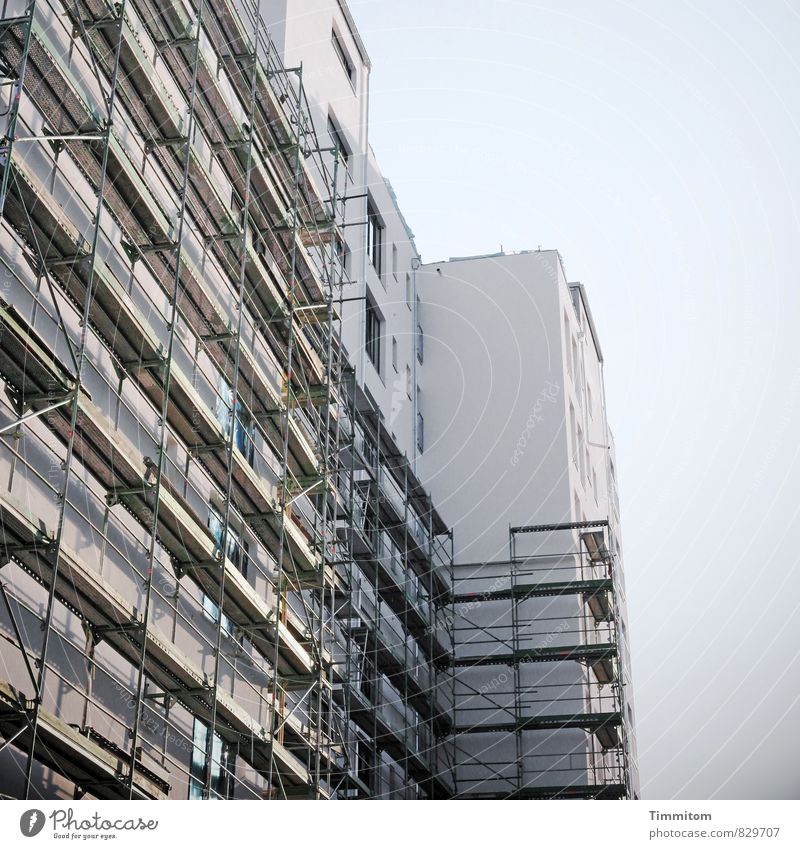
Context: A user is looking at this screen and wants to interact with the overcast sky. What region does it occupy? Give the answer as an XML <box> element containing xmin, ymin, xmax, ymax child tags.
<box><xmin>348</xmin><ymin>0</ymin><xmax>800</xmax><ymax>799</ymax></box>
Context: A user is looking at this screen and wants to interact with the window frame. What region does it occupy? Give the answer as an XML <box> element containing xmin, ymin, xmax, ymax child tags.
<box><xmin>366</xmin><ymin>199</ymin><xmax>383</xmax><ymax>276</ymax></box>
<box><xmin>331</xmin><ymin>27</ymin><xmax>356</xmax><ymax>87</ymax></box>
<box><xmin>365</xmin><ymin>293</ymin><xmax>382</xmax><ymax>374</ymax></box>
<box><xmin>189</xmin><ymin>718</ymin><xmax>234</xmax><ymax>800</ymax></box>
<box><xmin>327</xmin><ymin>114</ymin><xmax>350</xmax><ymax>171</ymax></box>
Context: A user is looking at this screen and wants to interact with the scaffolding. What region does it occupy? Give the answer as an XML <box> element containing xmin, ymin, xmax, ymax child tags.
<box><xmin>450</xmin><ymin>520</ymin><xmax>634</xmax><ymax>799</ymax></box>
<box><xmin>335</xmin><ymin>390</ymin><xmax>456</xmax><ymax>797</ymax></box>
<box><xmin>0</xmin><ymin>0</ymin><xmax>455</xmax><ymax>800</ymax></box>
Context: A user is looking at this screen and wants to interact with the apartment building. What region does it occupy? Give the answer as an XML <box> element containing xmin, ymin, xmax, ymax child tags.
<box><xmin>0</xmin><ymin>0</ymin><xmax>453</xmax><ymax>800</ymax></box>
<box><xmin>417</xmin><ymin>251</ymin><xmax>639</xmax><ymax>797</ymax></box>
<box><xmin>0</xmin><ymin>0</ymin><xmax>637</xmax><ymax>800</ymax></box>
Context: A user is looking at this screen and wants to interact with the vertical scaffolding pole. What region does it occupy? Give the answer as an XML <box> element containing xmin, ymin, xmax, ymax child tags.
<box><xmin>16</xmin><ymin>0</ymin><xmax>130</xmax><ymax>799</ymax></box>
<box><xmin>201</xmin><ymin>0</ymin><xmax>263</xmax><ymax>801</ymax></box>
<box><xmin>125</xmin><ymin>0</ymin><xmax>205</xmax><ymax>800</ymax></box>
<box><xmin>0</xmin><ymin>0</ymin><xmax>35</xmax><ymax>216</ymax></box>
<box><xmin>266</xmin><ymin>59</ymin><xmax>304</xmax><ymax>799</ymax></box>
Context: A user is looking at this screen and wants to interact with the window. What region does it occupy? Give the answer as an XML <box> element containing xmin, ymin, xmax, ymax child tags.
<box><xmin>569</xmin><ymin>403</ymin><xmax>577</xmax><ymax>467</ymax></box>
<box><xmin>327</xmin><ymin>115</ymin><xmax>350</xmax><ymax>169</ymax></box>
<box><xmin>564</xmin><ymin>314</ymin><xmax>571</xmax><ymax>376</ymax></box>
<box><xmin>208</xmin><ymin>506</ymin><xmax>248</xmax><ymax>577</ymax></box>
<box><xmin>416</xmin><ymin>411</ymin><xmax>424</xmax><ymax>453</ymax></box>
<box><xmin>392</xmin><ymin>336</ymin><xmax>398</xmax><ymax>371</ymax></box>
<box><xmin>203</xmin><ymin>506</ymin><xmax>248</xmax><ymax>637</ymax></box>
<box><xmin>362</xmin><ymin>435</ymin><xmax>377</xmax><ymax>470</ymax></box>
<box><xmin>365</xmin><ymin>293</ymin><xmax>382</xmax><ymax>372</ymax></box>
<box><xmin>571</xmin><ymin>337</ymin><xmax>578</xmax><ymax>386</ymax></box>
<box><xmin>392</xmin><ymin>243</ymin><xmax>398</xmax><ymax>278</ymax></box>
<box><xmin>331</xmin><ymin>27</ymin><xmax>355</xmax><ymax>86</ymax></box>
<box><xmin>416</xmin><ymin>324</ymin><xmax>424</xmax><ymax>363</ymax></box>
<box><xmin>355</xmin><ymin>734</ymin><xmax>373</xmax><ymax>790</ymax></box>
<box><xmin>189</xmin><ymin>718</ymin><xmax>233</xmax><ymax>800</ymax></box>
<box><xmin>405</xmin><ymin>364</ymin><xmax>412</xmax><ymax>399</ymax></box>
<box><xmin>405</xmin><ymin>273</ymin><xmax>412</xmax><ymax>309</ymax></box>
<box><xmin>366</xmin><ymin>200</ymin><xmax>383</xmax><ymax>275</ymax></box>
<box><xmin>215</xmin><ymin>377</ymin><xmax>255</xmax><ymax>466</ymax></box>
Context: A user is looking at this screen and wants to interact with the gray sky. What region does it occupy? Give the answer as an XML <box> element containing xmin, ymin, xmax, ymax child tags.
<box><xmin>348</xmin><ymin>0</ymin><xmax>800</xmax><ymax>799</ymax></box>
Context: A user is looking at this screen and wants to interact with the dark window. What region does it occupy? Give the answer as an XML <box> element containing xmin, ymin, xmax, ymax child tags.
<box><xmin>416</xmin><ymin>324</ymin><xmax>424</xmax><ymax>363</ymax></box>
<box><xmin>366</xmin><ymin>200</ymin><xmax>383</xmax><ymax>275</ymax></box>
<box><xmin>362</xmin><ymin>436</ymin><xmax>377</xmax><ymax>470</ymax></box>
<box><xmin>416</xmin><ymin>388</ymin><xmax>424</xmax><ymax>452</ymax></box>
<box><xmin>327</xmin><ymin>115</ymin><xmax>350</xmax><ymax>169</ymax></box>
<box><xmin>359</xmin><ymin>653</ymin><xmax>376</xmax><ymax>702</ymax></box>
<box><xmin>355</xmin><ymin>733</ymin><xmax>373</xmax><ymax>789</ymax></box>
<box><xmin>189</xmin><ymin>718</ymin><xmax>233</xmax><ymax>800</ymax></box>
<box><xmin>365</xmin><ymin>294</ymin><xmax>381</xmax><ymax>372</ymax></box>
<box><xmin>331</xmin><ymin>28</ymin><xmax>355</xmax><ymax>85</ymax></box>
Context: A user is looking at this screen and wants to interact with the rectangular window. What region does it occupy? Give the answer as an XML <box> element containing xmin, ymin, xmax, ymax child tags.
<box><xmin>365</xmin><ymin>293</ymin><xmax>382</xmax><ymax>373</ymax></box>
<box><xmin>327</xmin><ymin>115</ymin><xmax>350</xmax><ymax>169</ymax></box>
<box><xmin>571</xmin><ymin>337</ymin><xmax>578</xmax><ymax>387</ymax></box>
<box><xmin>362</xmin><ymin>436</ymin><xmax>377</xmax><ymax>470</ymax></box>
<box><xmin>416</xmin><ymin>411</ymin><xmax>424</xmax><ymax>453</ymax></box>
<box><xmin>189</xmin><ymin>718</ymin><xmax>233</xmax><ymax>800</ymax></box>
<box><xmin>405</xmin><ymin>364</ymin><xmax>412</xmax><ymax>399</ymax></box>
<box><xmin>392</xmin><ymin>243</ymin><xmax>398</xmax><ymax>278</ymax></box>
<box><xmin>331</xmin><ymin>28</ymin><xmax>355</xmax><ymax>86</ymax></box>
<box><xmin>208</xmin><ymin>506</ymin><xmax>248</xmax><ymax>577</ymax></box>
<box><xmin>203</xmin><ymin>506</ymin><xmax>248</xmax><ymax>637</ymax></box>
<box><xmin>569</xmin><ymin>403</ymin><xmax>577</xmax><ymax>468</ymax></box>
<box><xmin>215</xmin><ymin>377</ymin><xmax>255</xmax><ymax>467</ymax></box>
<box><xmin>564</xmin><ymin>314</ymin><xmax>571</xmax><ymax>376</ymax></box>
<box><xmin>202</xmin><ymin>593</ymin><xmax>233</xmax><ymax>637</ymax></box>
<box><xmin>405</xmin><ymin>272</ymin><xmax>412</xmax><ymax>309</ymax></box>
<box><xmin>392</xmin><ymin>336</ymin><xmax>398</xmax><ymax>371</ymax></box>
<box><xmin>416</xmin><ymin>324</ymin><xmax>424</xmax><ymax>363</ymax></box>
<box><xmin>366</xmin><ymin>200</ymin><xmax>383</xmax><ymax>275</ymax></box>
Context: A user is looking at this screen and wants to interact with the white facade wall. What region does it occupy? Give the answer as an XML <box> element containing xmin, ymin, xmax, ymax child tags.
<box><xmin>266</xmin><ymin>0</ymin><xmax>421</xmax><ymax>459</ymax></box>
<box><xmin>417</xmin><ymin>251</ymin><xmax>639</xmax><ymax>796</ymax></box>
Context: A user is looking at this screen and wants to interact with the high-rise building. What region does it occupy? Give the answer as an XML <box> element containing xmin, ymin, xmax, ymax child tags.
<box><xmin>418</xmin><ymin>252</ymin><xmax>639</xmax><ymax>797</ymax></box>
<box><xmin>0</xmin><ymin>0</ymin><xmax>636</xmax><ymax>799</ymax></box>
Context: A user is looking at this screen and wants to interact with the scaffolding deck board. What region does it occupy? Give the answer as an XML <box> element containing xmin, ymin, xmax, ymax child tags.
<box><xmin>0</xmin><ymin>679</ymin><xmax>169</xmax><ymax>800</ymax></box>
<box><xmin>454</xmin><ymin>642</ymin><xmax>617</xmax><ymax>667</ymax></box>
<box><xmin>453</xmin><ymin>577</ymin><xmax>612</xmax><ymax>604</ymax></box>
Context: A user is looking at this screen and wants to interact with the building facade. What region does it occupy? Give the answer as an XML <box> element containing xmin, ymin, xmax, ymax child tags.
<box><xmin>0</xmin><ymin>0</ymin><xmax>635</xmax><ymax>800</ymax></box>
<box><xmin>417</xmin><ymin>251</ymin><xmax>640</xmax><ymax>797</ymax></box>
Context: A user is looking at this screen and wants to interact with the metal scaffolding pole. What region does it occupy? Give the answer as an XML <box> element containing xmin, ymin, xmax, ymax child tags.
<box><xmin>200</xmin><ymin>0</ymin><xmax>262</xmax><ymax>801</ymax></box>
<box><xmin>125</xmin><ymin>0</ymin><xmax>205</xmax><ymax>801</ymax></box>
<box><xmin>3</xmin><ymin>0</ymin><xmax>131</xmax><ymax>799</ymax></box>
